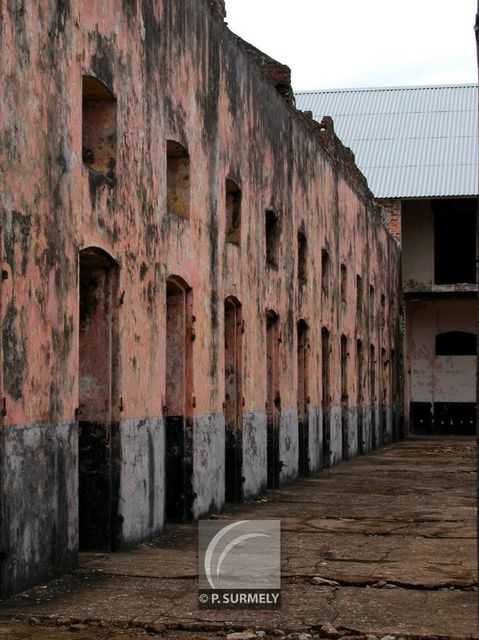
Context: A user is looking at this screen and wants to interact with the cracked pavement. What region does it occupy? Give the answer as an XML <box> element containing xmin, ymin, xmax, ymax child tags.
<box><xmin>0</xmin><ymin>436</ymin><xmax>477</xmax><ymax>639</ymax></box>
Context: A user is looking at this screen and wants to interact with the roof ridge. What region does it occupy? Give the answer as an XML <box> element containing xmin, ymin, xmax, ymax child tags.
<box><xmin>295</xmin><ymin>83</ymin><xmax>479</xmax><ymax>95</ymax></box>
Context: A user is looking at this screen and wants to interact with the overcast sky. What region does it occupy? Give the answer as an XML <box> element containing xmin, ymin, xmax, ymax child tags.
<box><xmin>225</xmin><ymin>0</ymin><xmax>478</xmax><ymax>91</ymax></box>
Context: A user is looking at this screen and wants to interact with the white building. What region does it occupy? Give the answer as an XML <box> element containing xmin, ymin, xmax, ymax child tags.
<box><xmin>296</xmin><ymin>84</ymin><xmax>478</xmax><ymax>434</ymax></box>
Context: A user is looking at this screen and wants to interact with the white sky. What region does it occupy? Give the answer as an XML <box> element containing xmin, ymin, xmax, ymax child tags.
<box><xmin>225</xmin><ymin>0</ymin><xmax>478</xmax><ymax>91</ymax></box>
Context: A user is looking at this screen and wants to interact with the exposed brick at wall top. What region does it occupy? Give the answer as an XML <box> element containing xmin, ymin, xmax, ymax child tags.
<box><xmin>235</xmin><ymin>36</ymin><xmax>295</xmax><ymax>105</ymax></box>
<box><xmin>377</xmin><ymin>198</ymin><xmax>402</xmax><ymax>244</ymax></box>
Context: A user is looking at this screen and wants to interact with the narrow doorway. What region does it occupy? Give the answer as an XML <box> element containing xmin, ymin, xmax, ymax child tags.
<box><xmin>224</xmin><ymin>297</ymin><xmax>243</xmax><ymax>502</ymax></box>
<box><xmin>340</xmin><ymin>335</ymin><xmax>349</xmax><ymax>460</ymax></box>
<box><xmin>380</xmin><ymin>347</ymin><xmax>387</xmax><ymax>446</ymax></box>
<box><xmin>0</xmin><ymin>228</ymin><xmax>5</xmax><ymax>585</ymax></box>
<box><xmin>391</xmin><ymin>349</ymin><xmax>399</xmax><ymax>442</ymax></box>
<box><xmin>370</xmin><ymin>344</ymin><xmax>377</xmax><ymax>450</ymax></box>
<box><xmin>165</xmin><ymin>277</ymin><xmax>194</xmax><ymax>522</ymax></box>
<box><xmin>266</xmin><ymin>311</ymin><xmax>280</xmax><ymax>488</ymax></box>
<box><xmin>356</xmin><ymin>339</ymin><xmax>364</xmax><ymax>454</ymax></box>
<box><xmin>78</xmin><ymin>248</ymin><xmax>119</xmax><ymax>551</ymax></box>
<box><xmin>297</xmin><ymin>320</ymin><xmax>309</xmax><ymax>476</ymax></box>
<box><xmin>321</xmin><ymin>327</ymin><xmax>331</xmax><ymax>468</ymax></box>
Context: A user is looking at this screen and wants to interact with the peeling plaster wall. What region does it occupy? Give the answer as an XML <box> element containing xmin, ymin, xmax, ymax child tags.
<box><xmin>406</xmin><ymin>298</ymin><xmax>476</xmax><ymax>433</ymax></box>
<box><xmin>407</xmin><ymin>300</ymin><xmax>476</xmax><ymax>403</ymax></box>
<box><xmin>0</xmin><ymin>0</ymin><xmax>403</xmax><ymax>594</ymax></box>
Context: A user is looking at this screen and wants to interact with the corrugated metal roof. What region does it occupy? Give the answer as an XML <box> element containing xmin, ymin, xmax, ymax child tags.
<box><xmin>295</xmin><ymin>84</ymin><xmax>479</xmax><ymax>198</ymax></box>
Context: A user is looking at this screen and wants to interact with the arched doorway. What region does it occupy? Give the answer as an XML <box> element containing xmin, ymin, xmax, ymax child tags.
<box><xmin>340</xmin><ymin>335</ymin><xmax>349</xmax><ymax>460</ymax></box>
<box><xmin>224</xmin><ymin>297</ymin><xmax>243</xmax><ymax>502</ymax></box>
<box><xmin>297</xmin><ymin>320</ymin><xmax>309</xmax><ymax>476</ymax></box>
<box><xmin>266</xmin><ymin>310</ymin><xmax>280</xmax><ymax>488</ymax></box>
<box><xmin>78</xmin><ymin>247</ymin><xmax>119</xmax><ymax>551</ymax></box>
<box><xmin>165</xmin><ymin>276</ymin><xmax>194</xmax><ymax>522</ymax></box>
<box><xmin>321</xmin><ymin>327</ymin><xmax>331</xmax><ymax>468</ymax></box>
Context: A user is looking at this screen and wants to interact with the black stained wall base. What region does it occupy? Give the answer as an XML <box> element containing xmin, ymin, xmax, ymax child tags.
<box><xmin>267</xmin><ymin>421</ymin><xmax>280</xmax><ymax>489</ymax></box>
<box><xmin>165</xmin><ymin>416</ymin><xmax>194</xmax><ymax>522</ymax></box>
<box><xmin>225</xmin><ymin>424</ymin><xmax>243</xmax><ymax>502</ymax></box>
<box><xmin>298</xmin><ymin>419</ymin><xmax>310</xmax><ymax>476</ymax></box>
<box><xmin>410</xmin><ymin>402</ymin><xmax>476</xmax><ymax>435</ymax></box>
<box><xmin>78</xmin><ymin>421</ymin><xmax>121</xmax><ymax>552</ymax></box>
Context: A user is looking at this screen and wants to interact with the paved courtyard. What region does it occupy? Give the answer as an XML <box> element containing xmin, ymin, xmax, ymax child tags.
<box><xmin>0</xmin><ymin>436</ymin><xmax>477</xmax><ymax>639</ymax></box>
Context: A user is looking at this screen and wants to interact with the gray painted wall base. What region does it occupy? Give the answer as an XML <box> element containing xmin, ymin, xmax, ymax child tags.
<box><xmin>0</xmin><ymin>402</ymin><xmax>398</xmax><ymax>596</ymax></box>
<box><xmin>242</xmin><ymin>411</ymin><xmax>267</xmax><ymax>499</ymax></box>
<box><xmin>0</xmin><ymin>421</ymin><xmax>78</xmax><ymax>597</ymax></box>
<box><xmin>329</xmin><ymin>405</ymin><xmax>342</xmax><ymax>466</ymax></box>
<box><xmin>279</xmin><ymin>408</ymin><xmax>298</xmax><ymax>484</ymax></box>
<box><xmin>308</xmin><ymin>405</ymin><xmax>321</xmax><ymax>473</ymax></box>
<box><xmin>117</xmin><ymin>417</ymin><xmax>164</xmax><ymax>544</ymax></box>
<box><xmin>347</xmin><ymin>406</ymin><xmax>359</xmax><ymax>458</ymax></box>
<box><xmin>193</xmin><ymin>413</ymin><xmax>224</xmax><ymax>519</ymax></box>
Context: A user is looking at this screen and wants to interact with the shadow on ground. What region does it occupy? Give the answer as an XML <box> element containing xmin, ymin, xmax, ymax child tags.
<box><xmin>1</xmin><ymin>436</ymin><xmax>477</xmax><ymax>639</ymax></box>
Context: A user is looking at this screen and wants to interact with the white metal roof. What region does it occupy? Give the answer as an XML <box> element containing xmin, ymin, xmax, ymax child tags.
<box><xmin>295</xmin><ymin>84</ymin><xmax>479</xmax><ymax>198</ymax></box>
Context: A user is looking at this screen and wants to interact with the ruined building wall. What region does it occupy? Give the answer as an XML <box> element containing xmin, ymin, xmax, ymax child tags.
<box><xmin>401</xmin><ymin>197</ymin><xmax>477</xmax><ymax>433</ymax></box>
<box><xmin>0</xmin><ymin>0</ymin><xmax>402</xmax><ymax>595</ymax></box>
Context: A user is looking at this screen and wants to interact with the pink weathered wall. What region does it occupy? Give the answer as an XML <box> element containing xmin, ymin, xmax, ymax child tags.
<box><xmin>0</xmin><ymin>0</ymin><xmax>402</xmax><ymax>595</ymax></box>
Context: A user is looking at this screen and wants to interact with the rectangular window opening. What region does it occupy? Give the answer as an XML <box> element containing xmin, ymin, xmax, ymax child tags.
<box><xmin>434</xmin><ymin>199</ymin><xmax>477</xmax><ymax>284</ymax></box>
<box><xmin>226</xmin><ymin>179</ymin><xmax>241</xmax><ymax>245</ymax></box>
<box><xmin>298</xmin><ymin>232</ymin><xmax>307</xmax><ymax>283</ymax></box>
<box><xmin>321</xmin><ymin>249</ymin><xmax>330</xmax><ymax>297</ymax></box>
<box><xmin>356</xmin><ymin>275</ymin><xmax>363</xmax><ymax>314</ymax></box>
<box><xmin>266</xmin><ymin>210</ymin><xmax>280</xmax><ymax>268</ymax></box>
<box><xmin>167</xmin><ymin>140</ymin><xmax>190</xmax><ymax>220</ymax></box>
<box><xmin>340</xmin><ymin>264</ymin><xmax>347</xmax><ymax>303</ymax></box>
<box><xmin>82</xmin><ymin>76</ymin><xmax>117</xmax><ymax>182</ymax></box>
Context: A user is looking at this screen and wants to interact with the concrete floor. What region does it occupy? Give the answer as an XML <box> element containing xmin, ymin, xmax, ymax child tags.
<box><xmin>0</xmin><ymin>436</ymin><xmax>477</xmax><ymax>639</ymax></box>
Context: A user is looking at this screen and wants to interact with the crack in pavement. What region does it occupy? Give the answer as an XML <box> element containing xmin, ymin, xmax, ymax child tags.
<box><xmin>1</xmin><ymin>438</ymin><xmax>476</xmax><ymax>639</ymax></box>
<box><xmin>76</xmin><ymin>568</ymin><xmax>478</xmax><ymax>593</ymax></box>
<box><xmin>325</xmin><ymin>585</ymin><xmax>340</xmax><ymax>626</ymax></box>
<box><xmin>283</xmin><ymin>523</ymin><xmax>473</xmax><ymax>535</ymax></box>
